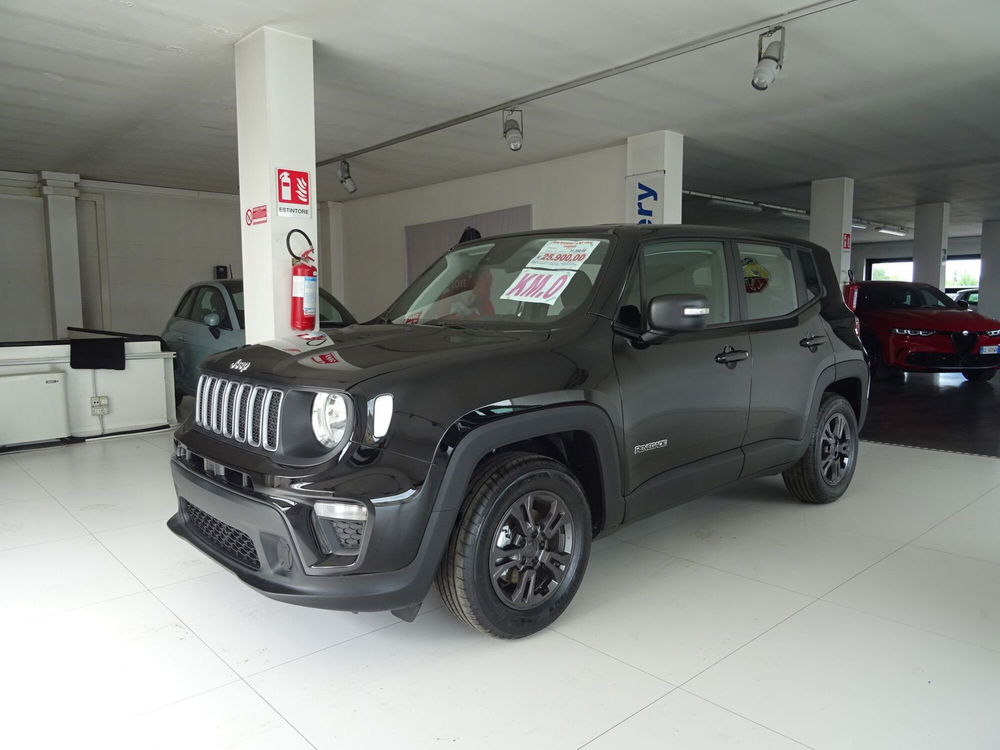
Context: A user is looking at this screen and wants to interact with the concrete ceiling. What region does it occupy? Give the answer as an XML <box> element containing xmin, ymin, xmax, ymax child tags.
<box><xmin>2</xmin><ymin>0</ymin><xmax>1000</xmax><ymax>242</ymax></box>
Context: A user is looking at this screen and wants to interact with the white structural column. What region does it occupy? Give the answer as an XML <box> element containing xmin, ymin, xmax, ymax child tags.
<box><xmin>318</xmin><ymin>201</ymin><xmax>346</xmax><ymax>302</ymax></box>
<box><xmin>40</xmin><ymin>171</ymin><xmax>83</xmax><ymax>336</ymax></box>
<box><xmin>979</xmin><ymin>220</ymin><xmax>1000</xmax><ymax>319</ymax></box>
<box><xmin>625</xmin><ymin>130</ymin><xmax>683</xmax><ymax>224</ymax></box>
<box><xmin>913</xmin><ymin>202</ymin><xmax>950</xmax><ymax>288</ymax></box>
<box><xmin>235</xmin><ymin>27</ymin><xmax>318</xmax><ymax>344</ymax></box>
<box><xmin>809</xmin><ymin>177</ymin><xmax>854</xmax><ymax>283</ymax></box>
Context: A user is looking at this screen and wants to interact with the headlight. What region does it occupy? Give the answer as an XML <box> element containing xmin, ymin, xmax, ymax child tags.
<box><xmin>311</xmin><ymin>392</ymin><xmax>351</xmax><ymax>449</ymax></box>
<box><xmin>891</xmin><ymin>328</ymin><xmax>935</xmax><ymax>336</ymax></box>
<box><xmin>986</xmin><ymin>329</ymin><xmax>1000</xmax><ymax>337</ymax></box>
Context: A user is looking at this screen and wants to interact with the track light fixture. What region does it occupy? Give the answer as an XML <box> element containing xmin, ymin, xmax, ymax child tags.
<box><xmin>337</xmin><ymin>160</ymin><xmax>357</xmax><ymax>194</ymax></box>
<box><xmin>877</xmin><ymin>226</ymin><xmax>908</xmax><ymax>237</ymax></box>
<box><xmin>502</xmin><ymin>109</ymin><xmax>523</xmax><ymax>152</ymax></box>
<box><xmin>752</xmin><ymin>26</ymin><xmax>785</xmax><ymax>91</ymax></box>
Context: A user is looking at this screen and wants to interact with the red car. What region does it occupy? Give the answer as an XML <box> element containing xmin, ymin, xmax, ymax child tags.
<box><xmin>855</xmin><ymin>281</ymin><xmax>1000</xmax><ymax>382</ymax></box>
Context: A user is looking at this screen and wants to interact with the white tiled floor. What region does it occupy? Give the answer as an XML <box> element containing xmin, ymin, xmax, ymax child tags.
<box><xmin>2</xmin><ymin>434</ymin><xmax>1000</xmax><ymax>749</ymax></box>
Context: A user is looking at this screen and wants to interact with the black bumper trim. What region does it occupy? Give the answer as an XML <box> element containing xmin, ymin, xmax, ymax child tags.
<box><xmin>168</xmin><ymin>459</ymin><xmax>456</xmax><ymax>613</ymax></box>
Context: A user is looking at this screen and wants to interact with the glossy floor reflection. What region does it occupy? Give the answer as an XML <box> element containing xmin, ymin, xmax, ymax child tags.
<box><xmin>861</xmin><ymin>371</ymin><xmax>1000</xmax><ymax>456</ymax></box>
<box><xmin>2</xmin><ymin>434</ymin><xmax>1000</xmax><ymax>748</ymax></box>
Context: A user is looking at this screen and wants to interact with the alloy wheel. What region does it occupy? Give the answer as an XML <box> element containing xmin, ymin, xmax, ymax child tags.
<box><xmin>490</xmin><ymin>490</ymin><xmax>574</xmax><ymax>610</ymax></box>
<box><xmin>819</xmin><ymin>412</ymin><xmax>854</xmax><ymax>486</ymax></box>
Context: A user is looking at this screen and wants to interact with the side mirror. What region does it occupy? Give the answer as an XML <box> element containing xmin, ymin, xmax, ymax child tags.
<box><xmin>957</xmin><ymin>300</ymin><xmax>969</xmax><ymax>310</ymax></box>
<box><xmin>203</xmin><ymin>312</ymin><xmax>221</xmax><ymax>339</ymax></box>
<box><xmin>642</xmin><ymin>294</ymin><xmax>710</xmax><ymax>344</ymax></box>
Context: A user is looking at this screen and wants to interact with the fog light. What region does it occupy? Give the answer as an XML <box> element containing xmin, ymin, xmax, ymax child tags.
<box><xmin>314</xmin><ymin>501</ymin><xmax>368</xmax><ymax>522</ymax></box>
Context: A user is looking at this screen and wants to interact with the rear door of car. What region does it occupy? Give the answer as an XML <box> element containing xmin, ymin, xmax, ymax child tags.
<box><xmin>737</xmin><ymin>242</ymin><xmax>837</xmax><ymax>476</ymax></box>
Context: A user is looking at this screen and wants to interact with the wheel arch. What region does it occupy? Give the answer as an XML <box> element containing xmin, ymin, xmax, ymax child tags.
<box><xmin>434</xmin><ymin>404</ymin><xmax>623</xmax><ymax>536</ymax></box>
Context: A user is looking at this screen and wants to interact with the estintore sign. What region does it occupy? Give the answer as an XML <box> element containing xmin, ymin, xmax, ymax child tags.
<box><xmin>276</xmin><ymin>168</ymin><xmax>311</xmax><ymax>217</ymax></box>
<box><xmin>843</xmin><ymin>233</ymin><xmax>852</xmax><ymax>250</ymax></box>
<box><xmin>500</xmin><ymin>269</ymin><xmax>575</xmax><ymax>306</ymax></box>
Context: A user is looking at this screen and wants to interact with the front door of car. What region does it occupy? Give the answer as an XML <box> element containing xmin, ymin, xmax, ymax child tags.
<box><xmin>614</xmin><ymin>239</ymin><xmax>752</xmax><ymax>511</ymax></box>
<box><xmin>736</xmin><ymin>242</ymin><xmax>839</xmax><ymax>476</ymax></box>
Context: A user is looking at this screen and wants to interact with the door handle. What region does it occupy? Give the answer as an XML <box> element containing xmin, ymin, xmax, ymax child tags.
<box><xmin>799</xmin><ymin>334</ymin><xmax>827</xmax><ymax>352</ymax></box>
<box><xmin>176</xmin><ymin>336</ymin><xmax>187</xmax><ymax>342</ymax></box>
<box><xmin>715</xmin><ymin>346</ymin><xmax>750</xmax><ymax>369</ymax></box>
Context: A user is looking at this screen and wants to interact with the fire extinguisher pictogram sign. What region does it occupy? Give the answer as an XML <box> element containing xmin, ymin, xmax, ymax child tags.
<box><xmin>276</xmin><ymin>168</ymin><xmax>311</xmax><ymax>218</ymax></box>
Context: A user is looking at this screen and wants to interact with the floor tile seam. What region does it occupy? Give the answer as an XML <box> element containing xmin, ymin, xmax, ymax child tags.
<box><xmin>905</xmin><ymin>483</ymin><xmax>1000</xmax><ymax>543</ymax></box>
<box><xmin>239</xmin><ymin>617</ymin><xmax>411</xmax><ymax>680</ymax></box>
<box><xmin>573</xmin><ymin>688</ymin><xmax>678</xmax><ymax>750</ymax></box>
<box><xmin>0</xmin><ymin>528</ymin><xmax>93</xmax><ymax>554</ymax></box>
<box><xmin>620</xmin><ymin>495</ymin><xmax>927</xmax><ymax>547</ymax></box>
<box><xmin>237</xmin><ymin>601</ymin><xmax>449</xmax><ymax>680</ymax></box>
<box><xmin>673</xmin><ymin>596</ymin><xmax>821</xmax><ymax>689</ymax></box>
<box><xmin>907</xmin><ymin>541</ymin><xmax>1000</xmax><ymax>568</ymax></box>
<box><xmin>546</xmin><ymin>627</ymin><xmax>678</xmax><ymax>687</ymax></box>
<box><xmin>811</xmin><ymin>538</ymin><xmax>911</xmax><ymax>600</ymax></box>
<box><xmin>131</xmin><ymin>677</ymin><xmax>245</xmax><ymax>719</ymax></box>
<box><xmin>814</xmin><ymin>598</ymin><xmax>1000</xmax><ymax>656</ymax></box>
<box><xmin>673</xmin><ymin>688</ymin><xmax>817</xmax><ymax>749</ymax></box>
<box><xmin>618</xmin><ymin>537</ymin><xmax>846</xmax><ymax>599</ymax></box>
<box><xmin>240</xmin><ymin>680</ymin><xmax>322</xmax><ymax>750</ymax></box>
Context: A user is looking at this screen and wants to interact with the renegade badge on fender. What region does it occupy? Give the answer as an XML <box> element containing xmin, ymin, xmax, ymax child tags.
<box><xmin>168</xmin><ymin>225</ymin><xmax>869</xmax><ymax>638</ymax></box>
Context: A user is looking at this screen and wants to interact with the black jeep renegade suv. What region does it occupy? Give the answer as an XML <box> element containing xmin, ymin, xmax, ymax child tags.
<box><xmin>168</xmin><ymin>225</ymin><xmax>868</xmax><ymax>638</ymax></box>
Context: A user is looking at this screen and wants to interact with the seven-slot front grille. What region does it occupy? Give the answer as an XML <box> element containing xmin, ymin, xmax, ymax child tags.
<box><xmin>182</xmin><ymin>499</ymin><xmax>260</xmax><ymax>570</ymax></box>
<box><xmin>196</xmin><ymin>375</ymin><xmax>282</xmax><ymax>451</ymax></box>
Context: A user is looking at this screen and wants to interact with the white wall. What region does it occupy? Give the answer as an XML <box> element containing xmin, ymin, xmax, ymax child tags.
<box><xmin>341</xmin><ymin>145</ymin><xmax>627</xmax><ymax>319</ymax></box>
<box><xmin>0</xmin><ymin>193</ymin><xmax>51</xmax><ymax>341</ymax></box>
<box><xmin>89</xmin><ymin>183</ymin><xmax>243</xmax><ymax>334</ymax></box>
<box><xmin>851</xmin><ymin>236</ymin><xmax>982</xmax><ymax>279</ymax></box>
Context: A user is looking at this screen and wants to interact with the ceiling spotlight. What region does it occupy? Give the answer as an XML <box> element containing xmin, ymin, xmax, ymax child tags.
<box><xmin>337</xmin><ymin>160</ymin><xmax>357</xmax><ymax>194</ymax></box>
<box><xmin>502</xmin><ymin>108</ymin><xmax>523</xmax><ymax>152</ymax></box>
<box><xmin>877</xmin><ymin>226</ymin><xmax>907</xmax><ymax>237</ymax></box>
<box><xmin>752</xmin><ymin>26</ymin><xmax>785</xmax><ymax>91</ymax></box>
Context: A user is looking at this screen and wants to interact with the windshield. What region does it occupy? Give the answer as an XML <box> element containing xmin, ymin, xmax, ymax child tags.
<box><xmin>859</xmin><ymin>284</ymin><xmax>958</xmax><ymax>311</ymax></box>
<box><xmin>385</xmin><ymin>235</ymin><xmax>612</xmax><ymax>328</ymax></box>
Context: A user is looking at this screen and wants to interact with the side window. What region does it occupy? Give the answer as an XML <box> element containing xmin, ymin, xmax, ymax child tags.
<box><xmin>191</xmin><ymin>287</ymin><xmax>232</xmax><ymax>329</ymax></box>
<box><xmin>796</xmin><ymin>250</ymin><xmax>824</xmax><ymax>304</ymax></box>
<box><xmin>615</xmin><ymin>259</ymin><xmax>642</xmax><ymax>330</ymax></box>
<box><xmin>738</xmin><ymin>243</ymin><xmax>799</xmax><ymax>319</ymax></box>
<box><xmin>174</xmin><ymin>289</ymin><xmax>197</xmax><ymax>320</ymax></box>
<box><xmin>641</xmin><ymin>240</ymin><xmax>731</xmax><ymax>325</ymax></box>
<box><xmin>319</xmin><ymin>294</ymin><xmax>344</xmax><ymax>326</ymax></box>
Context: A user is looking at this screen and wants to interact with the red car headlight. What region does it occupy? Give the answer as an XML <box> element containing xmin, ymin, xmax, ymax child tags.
<box><xmin>891</xmin><ymin>328</ymin><xmax>935</xmax><ymax>336</ymax></box>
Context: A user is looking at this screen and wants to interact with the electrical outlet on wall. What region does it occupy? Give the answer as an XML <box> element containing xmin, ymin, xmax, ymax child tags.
<box><xmin>90</xmin><ymin>395</ymin><xmax>110</xmax><ymax>416</ymax></box>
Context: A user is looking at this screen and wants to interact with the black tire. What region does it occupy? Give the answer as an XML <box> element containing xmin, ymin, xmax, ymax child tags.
<box><xmin>782</xmin><ymin>393</ymin><xmax>859</xmax><ymax>504</ymax></box>
<box><xmin>436</xmin><ymin>451</ymin><xmax>591</xmax><ymax>638</ymax></box>
<box><xmin>962</xmin><ymin>369</ymin><xmax>997</xmax><ymax>382</ymax></box>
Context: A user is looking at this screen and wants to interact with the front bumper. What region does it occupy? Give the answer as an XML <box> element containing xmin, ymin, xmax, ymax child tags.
<box><xmin>167</xmin><ymin>457</ymin><xmax>454</xmax><ymax>613</ymax></box>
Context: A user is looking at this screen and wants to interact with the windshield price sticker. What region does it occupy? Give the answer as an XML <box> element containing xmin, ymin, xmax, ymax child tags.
<box><xmin>527</xmin><ymin>240</ymin><xmax>601</xmax><ymax>271</ymax></box>
<box><xmin>500</xmin><ymin>269</ymin><xmax>575</xmax><ymax>306</ymax></box>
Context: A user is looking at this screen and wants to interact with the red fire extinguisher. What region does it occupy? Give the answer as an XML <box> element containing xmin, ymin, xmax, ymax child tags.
<box><xmin>842</xmin><ymin>270</ymin><xmax>860</xmax><ymax>313</ymax></box>
<box><xmin>287</xmin><ymin>229</ymin><xmax>317</xmax><ymax>331</ymax></box>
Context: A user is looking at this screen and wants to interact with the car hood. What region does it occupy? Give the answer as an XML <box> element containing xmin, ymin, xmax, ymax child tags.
<box><xmin>203</xmin><ymin>323</ymin><xmax>550</xmax><ymax>389</ymax></box>
<box><xmin>860</xmin><ymin>308</ymin><xmax>1000</xmax><ymax>332</ymax></box>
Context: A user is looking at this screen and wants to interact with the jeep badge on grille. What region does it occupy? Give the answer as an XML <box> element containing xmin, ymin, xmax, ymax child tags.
<box><xmin>230</xmin><ymin>359</ymin><xmax>251</xmax><ymax>373</ymax></box>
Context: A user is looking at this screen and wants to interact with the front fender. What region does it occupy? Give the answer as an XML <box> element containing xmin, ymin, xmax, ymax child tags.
<box><xmin>433</xmin><ymin>402</ymin><xmax>624</xmax><ymax>531</ymax></box>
